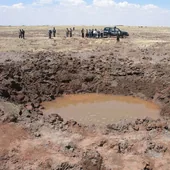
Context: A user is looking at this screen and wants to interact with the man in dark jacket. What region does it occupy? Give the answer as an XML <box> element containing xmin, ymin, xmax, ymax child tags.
<box><xmin>81</xmin><ymin>28</ymin><xmax>84</xmax><ymax>38</ymax></box>
<box><xmin>53</xmin><ymin>27</ymin><xmax>56</xmax><ymax>37</ymax></box>
<box><xmin>22</xmin><ymin>29</ymin><xmax>25</xmax><ymax>39</ymax></box>
<box><xmin>66</xmin><ymin>28</ymin><xmax>69</xmax><ymax>37</ymax></box>
<box><xmin>86</xmin><ymin>29</ymin><xmax>89</xmax><ymax>38</ymax></box>
<box><xmin>70</xmin><ymin>28</ymin><xmax>73</xmax><ymax>37</ymax></box>
<box><xmin>117</xmin><ymin>32</ymin><xmax>120</xmax><ymax>42</ymax></box>
<box><xmin>19</xmin><ymin>29</ymin><xmax>22</xmax><ymax>38</ymax></box>
<box><xmin>49</xmin><ymin>30</ymin><xmax>52</xmax><ymax>39</ymax></box>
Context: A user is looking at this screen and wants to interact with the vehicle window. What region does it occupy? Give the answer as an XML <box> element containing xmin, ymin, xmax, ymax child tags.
<box><xmin>110</xmin><ymin>28</ymin><xmax>115</xmax><ymax>32</ymax></box>
<box><xmin>104</xmin><ymin>28</ymin><xmax>109</xmax><ymax>31</ymax></box>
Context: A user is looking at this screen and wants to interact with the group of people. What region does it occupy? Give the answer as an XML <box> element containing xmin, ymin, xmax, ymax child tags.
<box><xmin>48</xmin><ymin>27</ymin><xmax>56</xmax><ymax>39</ymax></box>
<box><xmin>66</xmin><ymin>27</ymin><xmax>75</xmax><ymax>37</ymax></box>
<box><xmin>81</xmin><ymin>28</ymin><xmax>104</xmax><ymax>38</ymax></box>
<box><xmin>19</xmin><ymin>29</ymin><xmax>25</xmax><ymax>39</ymax></box>
<box><xmin>64</xmin><ymin>27</ymin><xmax>105</xmax><ymax>39</ymax></box>
<box><xmin>18</xmin><ymin>27</ymin><xmax>120</xmax><ymax>42</ymax></box>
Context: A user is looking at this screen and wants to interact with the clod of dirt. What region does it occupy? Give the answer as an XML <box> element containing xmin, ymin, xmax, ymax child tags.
<box><xmin>81</xmin><ymin>149</ymin><xmax>103</xmax><ymax>170</ymax></box>
<box><xmin>143</xmin><ymin>163</ymin><xmax>153</xmax><ymax>170</ymax></box>
<box><xmin>55</xmin><ymin>162</ymin><xmax>74</xmax><ymax>170</ymax></box>
<box><xmin>98</xmin><ymin>140</ymin><xmax>107</xmax><ymax>147</ymax></box>
<box><xmin>65</xmin><ymin>142</ymin><xmax>76</xmax><ymax>152</ymax></box>
<box><xmin>117</xmin><ymin>140</ymin><xmax>133</xmax><ymax>153</ymax></box>
<box><xmin>0</xmin><ymin>102</ymin><xmax>19</xmax><ymax>123</ymax></box>
<box><xmin>145</xmin><ymin>120</ymin><xmax>168</xmax><ymax>131</ymax></box>
<box><xmin>46</xmin><ymin>113</ymin><xmax>64</xmax><ymax>124</ymax></box>
<box><xmin>107</xmin><ymin>122</ymin><xmax>129</xmax><ymax>132</ymax></box>
<box><xmin>145</xmin><ymin>142</ymin><xmax>167</xmax><ymax>154</ymax></box>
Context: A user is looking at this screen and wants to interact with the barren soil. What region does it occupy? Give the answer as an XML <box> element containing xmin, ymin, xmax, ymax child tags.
<box><xmin>0</xmin><ymin>26</ymin><xmax>170</xmax><ymax>170</ymax></box>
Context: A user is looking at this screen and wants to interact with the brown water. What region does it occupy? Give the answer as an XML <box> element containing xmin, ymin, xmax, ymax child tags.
<box><xmin>42</xmin><ymin>94</ymin><xmax>160</xmax><ymax>126</ymax></box>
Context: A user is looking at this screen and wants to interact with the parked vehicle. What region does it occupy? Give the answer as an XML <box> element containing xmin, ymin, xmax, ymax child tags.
<box><xmin>103</xmin><ymin>27</ymin><xmax>129</xmax><ymax>38</ymax></box>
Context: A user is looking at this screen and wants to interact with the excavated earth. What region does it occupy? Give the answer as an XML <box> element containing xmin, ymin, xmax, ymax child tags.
<box><xmin>0</xmin><ymin>26</ymin><xmax>170</xmax><ymax>170</ymax></box>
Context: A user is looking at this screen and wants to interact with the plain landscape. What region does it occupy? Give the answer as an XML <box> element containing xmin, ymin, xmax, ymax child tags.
<box><xmin>0</xmin><ymin>26</ymin><xmax>170</xmax><ymax>170</ymax></box>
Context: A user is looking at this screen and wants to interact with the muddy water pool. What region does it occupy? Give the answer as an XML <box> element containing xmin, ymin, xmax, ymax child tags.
<box><xmin>42</xmin><ymin>94</ymin><xmax>160</xmax><ymax>126</ymax></box>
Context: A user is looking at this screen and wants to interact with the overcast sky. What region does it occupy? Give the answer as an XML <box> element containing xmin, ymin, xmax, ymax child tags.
<box><xmin>0</xmin><ymin>0</ymin><xmax>170</xmax><ymax>26</ymax></box>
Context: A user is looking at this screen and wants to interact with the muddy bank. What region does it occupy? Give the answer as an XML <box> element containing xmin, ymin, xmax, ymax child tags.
<box><xmin>0</xmin><ymin>51</ymin><xmax>169</xmax><ymax>116</ymax></box>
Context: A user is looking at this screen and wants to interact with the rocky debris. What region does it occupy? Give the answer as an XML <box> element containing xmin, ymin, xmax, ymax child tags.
<box><xmin>106</xmin><ymin>118</ymin><xmax>168</xmax><ymax>133</ymax></box>
<box><xmin>106</xmin><ymin>122</ymin><xmax>129</xmax><ymax>132</ymax></box>
<box><xmin>38</xmin><ymin>160</ymin><xmax>76</xmax><ymax>170</ymax></box>
<box><xmin>132</xmin><ymin>124</ymin><xmax>139</xmax><ymax>131</ymax></box>
<box><xmin>98</xmin><ymin>140</ymin><xmax>107</xmax><ymax>147</ymax></box>
<box><xmin>46</xmin><ymin>113</ymin><xmax>64</xmax><ymax>124</ymax></box>
<box><xmin>81</xmin><ymin>149</ymin><xmax>103</xmax><ymax>170</ymax></box>
<box><xmin>34</xmin><ymin>132</ymin><xmax>41</xmax><ymax>137</ymax></box>
<box><xmin>25</xmin><ymin>103</ymin><xmax>34</xmax><ymax>111</ymax></box>
<box><xmin>145</xmin><ymin>119</ymin><xmax>168</xmax><ymax>131</ymax></box>
<box><xmin>55</xmin><ymin>162</ymin><xmax>74</xmax><ymax>170</ymax></box>
<box><xmin>155</xmin><ymin>87</ymin><xmax>170</xmax><ymax>105</ymax></box>
<box><xmin>143</xmin><ymin>163</ymin><xmax>152</xmax><ymax>170</ymax></box>
<box><xmin>0</xmin><ymin>103</ymin><xmax>18</xmax><ymax>123</ymax></box>
<box><xmin>160</xmin><ymin>104</ymin><xmax>170</xmax><ymax>117</ymax></box>
<box><xmin>145</xmin><ymin>142</ymin><xmax>167</xmax><ymax>154</ymax></box>
<box><xmin>64</xmin><ymin>120</ymin><xmax>82</xmax><ymax>130</ymax></box>
<box><xmin>116</xmin><ymin>140</ymin><xmax>133</xmax><ymax>154</ymax></box>
<box><xmin>65</xmin><ymin>142</ymin><xmax>76</xmax><ymax>152</ymax></box>
<box><xmin>44</xmin><ymin>113</ymin><xmax>64</xmax><ymax>130</ymax></box>
<box><xmin>2</xmin><ymin>113</ymin><xmax>18</xmax><ymax>123</ymax></box>
<box><xmin>84</xmin><ymin>74</ymin><xmax>95</xmax><ymax>82</ymax></box>
<box><xmin>16</xmin><ymin>93</ymin><xmax>25</xmax><ymax>102</ymax></box>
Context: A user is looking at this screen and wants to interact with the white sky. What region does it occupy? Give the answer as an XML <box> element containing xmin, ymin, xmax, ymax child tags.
<box><xmin>0</xmin><ymin>0</ymin><xmax>170</xmax><ymax>26</ymax></box>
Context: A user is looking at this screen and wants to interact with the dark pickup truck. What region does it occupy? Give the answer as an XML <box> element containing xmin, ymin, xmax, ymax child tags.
<box><xmin>103</xmin><ymin>27</ymin><xmax>129</xmax><ymax>38</ymax></box>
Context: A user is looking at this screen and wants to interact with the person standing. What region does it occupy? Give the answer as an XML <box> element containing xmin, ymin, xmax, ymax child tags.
<box><xmin>22</xmin><ymin>29</ymin><xmax>25</xmax><ymax>39</ymax></box>
<box><xmin>81</xmin><ymin>28</ymin><xmax>84</xmax><ymax>38</ymax></box>
<box><xmin>117</xmin><ymin>32</ymin><xmax>120</xmax><ymax>42</ymax></box>
<box><xmin>53</xmin><ymin>27</ymin><xmax>56</xmax><ymax>37</ymax></box>
<box><xmin>93</xmin><ymin>29</ymin><xmax>97</xmax><ymax>38</ymax></box>
<box><xmin>49</xmin><ymin>30</ymin><xmax>52</xmax><ymax>39</ymax></box>
<box><xmin>86</xmin><ymin>29</ymin><xmax>89</xmax><ymax>38</ymax></box>
<box><xmin>19</xmin><ymin>29</ymin><xmax>22</xmax><ymax>38</ymax></box>
<box><xmin>70</xmin><ymin>28</ymin><xmax>73</xmax><ymax>37</ymax></box>
<box><xmin>97</xmin><ymin>30</ymin><xmax>100</xmax><ymax>38</ymax></box>
<box><xmin>66</xmin><ymin>28</ymin><xmax>69</xmax><ymax>37</ymax></box>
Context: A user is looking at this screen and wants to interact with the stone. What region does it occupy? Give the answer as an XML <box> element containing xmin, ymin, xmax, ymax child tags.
<box><xmin>81</xmin><ymin>149</ymin><xmax>102</xmax><ymax>170</ymax></box>
<box><xmin>47</xmin><ymin>113</ymin><xmax>63</xmax><ymax>124</ymax></box>
<box><xmin>65</xmin><ymin>142</ymin><xmax>76</xmax><ymax>152</ymax></box>
<box><xmin>16</xmin><ymin>93</ymin><xmax>25</xmax><ymax>102</ymax></box>
<box><xmin>98</xmin><ymin>140</ymin><xmax>107</xmax><ymax>147</ymax></box>
<box><xmin>143</xmin><ymin>163</ymin><xmax>152</xmax><ymax>170</ymax></box>
<box><xmin>132</xmin><ymin>125</ymin><xmax>139</xmax><ymax>131</ymax></box>
<box><xmin>26</xmin><ymin>105</ymin><xmax>33</xmax><ymax>111</ymax></box>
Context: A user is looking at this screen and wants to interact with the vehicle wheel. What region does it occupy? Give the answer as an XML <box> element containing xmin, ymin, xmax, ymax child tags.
<box><xmin>121</xmin><ymin>35</ymin><xmax>124</xmax><ymax>38</ymax></box>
